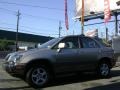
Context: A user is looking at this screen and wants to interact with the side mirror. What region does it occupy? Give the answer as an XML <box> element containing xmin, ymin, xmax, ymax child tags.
<box><xmin>58</xmin><ymin>43</ymin><xmax>65</xmax><ymax>49</ymax></box>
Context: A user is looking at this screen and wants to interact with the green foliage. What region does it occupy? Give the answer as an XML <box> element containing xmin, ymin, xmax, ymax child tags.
<box><xmin>0</xmin><ymin>39</ymin><xmax>15</xmax><ymax>51</ymax></box>
<box><xmin>102</xmin><ymin>39</ymin><xmax>111</xmax><ymax>47</ymax></box>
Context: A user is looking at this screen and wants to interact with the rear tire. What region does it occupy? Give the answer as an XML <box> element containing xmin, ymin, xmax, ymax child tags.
<box><xmin>26</xmin><ymin>65</ymin><xmax>50</xmax><ymax>88</ymax></box>
<box><xmin>97</xmin><ymin>62</ymin><xmax>110</xmax><ymax>78</ymax></box>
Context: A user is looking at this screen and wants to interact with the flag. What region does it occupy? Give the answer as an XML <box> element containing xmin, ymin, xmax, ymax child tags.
<box><xmin>65</xmin><ymin>0</ymin><xmax>69</xmax><ymax>30</ymax></box>
<box><xmin>104</xmin><ymin>0</ymin><xmax>111</xmax><ymax>23</ymax></box>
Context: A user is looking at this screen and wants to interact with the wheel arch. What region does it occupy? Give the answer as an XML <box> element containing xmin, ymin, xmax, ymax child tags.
<box><xmin>24</xmin><ymin>59</ymin><xmax>55</xmax><ymax>76</ymax></box>
<box><xmin>98</xmin><ymin>57</ymin><xmax>112</xmax><ymax>68</ymax></box>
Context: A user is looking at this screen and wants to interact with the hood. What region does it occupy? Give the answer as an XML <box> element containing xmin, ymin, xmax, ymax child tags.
<box><xmin>7</xmin><ymin>48</ymin><xmax>50</xmax><ymax>58</ymax></box>
<box><xmin>21</xmin><ymin>48</ymin><xmax>50</xmax><ymax>56</ymax></box>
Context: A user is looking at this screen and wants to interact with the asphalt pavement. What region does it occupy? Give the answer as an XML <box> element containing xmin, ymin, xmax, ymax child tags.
<box><xmin>0</xmin><ymin>59</ymin><xmax>120</xmax><ymax>90</ymax></box>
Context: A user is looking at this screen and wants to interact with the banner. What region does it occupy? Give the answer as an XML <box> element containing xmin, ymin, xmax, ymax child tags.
<box><xmin>65</xmin><ymin>0</ymin><xmax>69</xmax><ymax>30</ymax></box>
<box><xmin>85</xmin><ymin>29</ymin><xmax>98</xmax><ymax>37</ymax></box>
<box><xmin>104</xmin><ymin>0</ymin><xmax>111</xmax><ymax>22</ymax></box>
<box><xmin>75</xmin><ymin>0</ymin><xmax>120</xmax><ymax>19</ymax></box>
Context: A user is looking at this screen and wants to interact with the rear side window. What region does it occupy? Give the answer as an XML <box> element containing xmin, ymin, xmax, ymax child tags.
<box><xmin>80</xmin><ymin>37</ymin><xmax>100</xmax><ymax>48</ymax></box>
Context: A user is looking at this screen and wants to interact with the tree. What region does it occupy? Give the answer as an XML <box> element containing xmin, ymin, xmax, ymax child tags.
<box><xmin>0</xmin><ymin>39</ymin><xmax>15</xmax><ymax>51</ymax></box>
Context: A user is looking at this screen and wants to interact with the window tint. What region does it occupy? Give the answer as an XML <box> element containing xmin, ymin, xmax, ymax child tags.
<box><xmin>54</xmin><ymin>37</ymin><xmax>79</xmax><ymax>49</ymax></box>
<box><xmin>81</xmin><ymin>37</ymin><xmax>99</xmax><ymax>48</ymax></box>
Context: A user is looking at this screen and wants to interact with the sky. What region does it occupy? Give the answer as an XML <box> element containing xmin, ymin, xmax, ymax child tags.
<box><xmin>0</xmin><ymin>0</ymin><xmax>119</xmax><ymax>39</ymax></box>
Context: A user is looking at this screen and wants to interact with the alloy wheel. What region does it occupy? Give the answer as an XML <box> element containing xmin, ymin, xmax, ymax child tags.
<box><xmin>31</xmin><ymin>67</ymin><xmax>48</xmax><ymax>86</ymax></box>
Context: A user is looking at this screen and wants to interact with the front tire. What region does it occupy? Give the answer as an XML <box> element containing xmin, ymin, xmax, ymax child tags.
<box><xmin>97</xmin><ymin>62</ymin><xmax>110</xmax><ymax>78</ymax></box>
<box><xmin>26</xmin><ymin>65</ymin><xmax>50</xmax><ymax>88</ymax></box>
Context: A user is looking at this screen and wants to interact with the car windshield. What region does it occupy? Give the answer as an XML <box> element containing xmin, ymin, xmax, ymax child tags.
<box><xmin>38</xmin><ymin>38</ymin><xmax>61</xmax><ymax>49</ymax></box>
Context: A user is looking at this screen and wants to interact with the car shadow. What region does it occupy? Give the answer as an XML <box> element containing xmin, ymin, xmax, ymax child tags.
<box><xmin>84</xmin><ymin>82</ymin><xmax>120</xmax><ymax>90</ymax></box>
<box><xmin>0</xmin><ymin>86</ymin><xmax>30</xmax><ymax>90</ymax></box>
<box><xmin>111</xmin><ymin>69</ymin><xmax>120</xmax><ymax>77</ymax></box>
<box><xmin>47</xmin><ymin>73</ymin><xmax>100</xmax><ymax>87</ymax></box>
<box><xmin>0</xmin><ymin>69</ymin><xmax>119</xmax><ymax>90</ymax></box>
<box><xmin>47</xmin><ymin>69</ymin><xmax>120</xmax><ymax>87</ymax></box>
<box><xmin>0</xmin><ymin>79</ymin><xmax>20</xmax><ymax>82</ymax></box>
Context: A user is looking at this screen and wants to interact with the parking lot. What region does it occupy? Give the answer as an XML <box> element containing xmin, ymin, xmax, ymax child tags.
<box><xmin>0</xmin><ymin>59</ymin><xmax>120</xmax><ymax>90</ymax></box>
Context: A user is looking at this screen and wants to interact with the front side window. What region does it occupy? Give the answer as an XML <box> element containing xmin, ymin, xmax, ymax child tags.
<box><xmin>81</xmin><ymin>37</ymin><xmax>100</xmax><ymax>48</ymax></box>
<box><xmin>53</xmin><ymin>37</ymin><xmax>79</xmax><ymax>49</ymax></box>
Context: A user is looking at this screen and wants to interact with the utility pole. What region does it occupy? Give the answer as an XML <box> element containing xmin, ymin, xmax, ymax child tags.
<box><xmin>101</xmin><ymin>32</ymin><xmax>104</xmax><ymax>38</ymax></box>
<box><xmin>96</xmin><ymin>29</ymin><xmax>98</xmax><ymax>37</ymax></box>
<box><xmin>106</xmin><ymin>27</ymin><xmax>108</xmax><ymax>41</ymax></box>
<box><xmin>16</xmin><ymin>10</ymin><xmax>20</xmax><ymax>51</ymax></box>
<box><xmin>73</xmin><ymin>30</ymin><xmax>75</xmax><ymax>35</ymax></box>
<box><xmin>81</xmin><ymin>0</ymin><xmax>84</xmax><ymax>35</ymax></box>
<box><xmin>114</xmin><ymin>12</ymin><xmax>118</xmax><ymax>36</ymax></box>
<box><xmin>59</xmin><ymin>21</ymin><xmax>62</xmax><ymax>37</ymax></box>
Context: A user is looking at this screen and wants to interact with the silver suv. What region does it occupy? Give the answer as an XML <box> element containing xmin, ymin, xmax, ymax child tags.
<box><xmin>3</xmin><ymin>35</ymin><xmax>116</xmax><ymax>88</ymax></box>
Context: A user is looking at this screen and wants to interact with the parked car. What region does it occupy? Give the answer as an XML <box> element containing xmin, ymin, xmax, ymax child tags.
<box><xmin>3</xmin><ymin>35</ymin><xmax>116</xmax><ymax>88</ymax></box>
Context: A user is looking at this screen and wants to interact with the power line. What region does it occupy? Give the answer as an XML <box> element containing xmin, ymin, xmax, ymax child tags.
<box><xmin>0</xmin><ymin>7</ymin><xmax>16</xmax><ymax>13</ymax></box>
<box><xmin>0</xmin><ymin>21</ymin><xmax>74</xmax><ymax>32</ymax></box>
<box><xmin>84</xmin><ymin>20</ymin><xmax>120</xmax><ymax>26</ymax></box>
<box><xmin>19</xmin><ymin>29</ymin><xmax>59</xmax><ymax>36</ymax></box>
<box><xmin>0</xmin><ymin>27</ymin><xmax>16</xmax><ymax>31</ymax></box>
<box><xmin>0</xmin><ymin>26</ymin><xmax>46</xmax><ymax>35</ymax></box>
<box><xmin>20</xmin><ymin>29</ymin><xmax>45</xmax><ymax>35</ymax></box>
<box><xmin>0</xmin><ymin>1</ymin><xmax>73</xmax><ymax>12</ymax></box>
<box><xmin>0</xmin><ymin>7</ymin><xmax>76</xmax><ymax>26</ymax></box>
<box><xmin>0</xmin><ymin>22</ymin><xmax>16</xmax><ymax>26</ymax></box>
<box><xmin>0</xmin><ymin>7</ymin><xmax>65</xmax><ymax>22</ymax></box>
<box><xmin>0</xmin><ymin>7</ymin><xmax>16</xmax><ymax>15</ymax></box>
<box><xmin>21</xmin><ymin>29</ymin><xmax>59</xmax><ymax>36</ymax></box>
<box><xmin>0</xmin><ymin>26</ymin><xmax>58</xmax><ymax>36</ymax></box>
<box><xmin>0</xmin><ymin>21</ymin><xmax>77</xmax><ymax>36</ymax></box>
<box><xmin>0</xmin><ymin>21</ymin><xmax>59</xmax><ymax>33</ymax></box>
<box><xmin>22</xmin><ymin>13</ymin><xmax>64</xmax><ymax>22</ymax></box>
<box><xmin>0</xmin><ymin>1</ymin><xmax>74</xmax><ymax>14</ymax></box>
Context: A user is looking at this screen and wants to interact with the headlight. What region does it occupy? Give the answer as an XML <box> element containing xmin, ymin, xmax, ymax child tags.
<box><xmin>8</xmin><ymin>54</ymin><xmax>23</xmax><ymax>64</ymax></box>
<box><xmin>13</xmin><ymin>54</ymin><xmax>23</xmax><ymax>64</ymax></box>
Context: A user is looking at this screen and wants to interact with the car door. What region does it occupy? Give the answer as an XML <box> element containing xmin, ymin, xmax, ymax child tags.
<box><xmin>78</xmin><ymin>37</ymin><xmax>101</xmax><ymax>70</ymax></box>
<box><xmin>53</xmin><ymin>37</ymin><xmax>80</xmax><ymax>73</ymax></box>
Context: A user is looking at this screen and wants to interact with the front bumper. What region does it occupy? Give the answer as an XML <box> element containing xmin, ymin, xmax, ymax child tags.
<box><xmin>3</xmin><ymin>62</ymin><xmax>25</xmax><ymax>77</ymax></box>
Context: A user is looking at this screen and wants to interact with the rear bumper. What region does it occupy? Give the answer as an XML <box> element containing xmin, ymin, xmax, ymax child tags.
<box><xmin>110</xmin><ymin>58</ymin><xmax>117</xmax><ymax>68</ymax></box>
<box><xmin>114</xmin><ymin>53</ymin><xmax>120</xmax><ymax>67</ymax></box>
